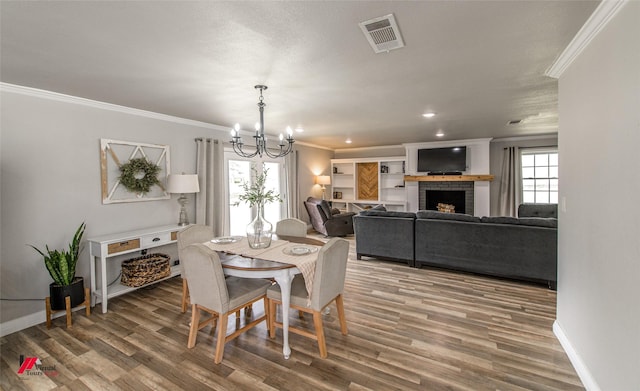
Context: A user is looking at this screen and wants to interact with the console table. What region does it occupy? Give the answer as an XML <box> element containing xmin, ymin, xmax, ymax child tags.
<box><xmin>87</xmin><ymin>224</ymin><xmax>185</xmax><ymax>313</ymax></box>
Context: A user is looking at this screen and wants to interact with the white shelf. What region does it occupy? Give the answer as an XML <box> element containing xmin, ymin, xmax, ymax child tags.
<box><xmin>88</xmin><ymin>224</ymin><xmax>187</xmax><ymax>313</ymax></box>
<box><xmin>331</xmin><ymin>156</ymin><xmax>407</xmax><ymax>212</ymax></box>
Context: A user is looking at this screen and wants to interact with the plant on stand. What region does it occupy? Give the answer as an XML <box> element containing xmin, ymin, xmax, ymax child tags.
<box><xmin>30</xmin><ymin>222</ymin><xmax>87</xmax><ymax>310</ymax></box>
<box><xmin>236</xmin><ymin>165</ymin><xmax>281</xmax><ymax>249</ymax></box>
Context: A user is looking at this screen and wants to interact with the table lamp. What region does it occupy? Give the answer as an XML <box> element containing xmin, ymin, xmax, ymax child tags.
<box><xmin>316</xmin><ymin>175</ymin><xmax>331</xmax><ymax>200</ymax></box>
<box><xmin>166</xmin><ymin>174</ymin><xmax>200</xmax><ymax>226</ymax></box>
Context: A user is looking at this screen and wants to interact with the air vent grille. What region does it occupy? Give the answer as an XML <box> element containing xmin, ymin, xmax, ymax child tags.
<box><xmin>359</xmin><ymin>14</ymin><xmax>404</xmax><ymax>53</ymax></box>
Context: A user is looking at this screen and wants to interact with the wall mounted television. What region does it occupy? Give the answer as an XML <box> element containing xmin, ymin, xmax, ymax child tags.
<box><xmin>417</xmin><ymin>146</ymin><xmax>467</xmax><ymax>174</ymax></box>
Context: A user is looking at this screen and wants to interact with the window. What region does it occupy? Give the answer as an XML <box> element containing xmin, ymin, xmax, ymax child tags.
<box><xmin>224</xmin><ymin>152</ymin><xmax>285</xmax><ymax>236</ymax></box>
<box><xmin>521</xmin><ymin>149</ymin><xmax>558</xmax><ymax>204</ymax></box>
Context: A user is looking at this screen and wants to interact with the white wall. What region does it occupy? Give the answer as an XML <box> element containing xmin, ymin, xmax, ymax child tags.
<box><xmin>553</xmin><ymin>2</ymin><xmax>640</xmax><ymax>390</ymax></box>
<box><xmin>0</xmin><ymin>85</ymin><xmax>331</xmax><ymax>335</ymax></box>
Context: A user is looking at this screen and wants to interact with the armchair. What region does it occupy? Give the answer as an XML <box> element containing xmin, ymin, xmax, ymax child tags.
<box><xmin>304</xmin><ymin>197</ymin><xmax>355</xmax><ymax>237</ymax></box>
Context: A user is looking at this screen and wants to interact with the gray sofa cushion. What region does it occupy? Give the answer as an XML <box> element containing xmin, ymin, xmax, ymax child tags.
<box><xmin>481</xmin><ymin>216</ymin><xmax>557</xmax><ymax>228</ymax></box>
<box><xmin>518</xmin><ymin>203</ymin><xmax>558</xmax><ymax>218</ymax></box>
<box><xmin>358</xmin><ymin>210</ymin><xmax>416</xmax><ymax>218</ymax></box>
<box><xmin>416</xmin><ymin>210</ymin><xmax>481</xmax><ymax>223</ymax></box>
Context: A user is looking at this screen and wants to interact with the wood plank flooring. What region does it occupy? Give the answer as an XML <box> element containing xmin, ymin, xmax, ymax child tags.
<box><xmin>1</xmin><ymin>235</ymin><xmax>583</xmax><ymax>390</ymax></box>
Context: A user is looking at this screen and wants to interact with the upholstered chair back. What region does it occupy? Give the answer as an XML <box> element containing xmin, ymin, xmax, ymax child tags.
<box><xmin>275</xmin><ymin>218</ymin><xmax>307</xmax><ymax>237</ymax></box>
<box><xmin>181</xmin><ymin>243</ymin><xmax>230</xmax><ymax>313</ymax></box>
<box><xmin>177</xmin><ymin>225</ymin><xmax>214</xmax><ymax>275</ymax></box>
<box><xmin>310</xmin><ymin>237</ymin><xmax>349</xmax><ymax>311</ymax></box>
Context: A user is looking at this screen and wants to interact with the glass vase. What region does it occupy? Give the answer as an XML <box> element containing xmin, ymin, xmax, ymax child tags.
<box><xmin>246</xmin><ymin>204</ymin><xmax>273</xmax><ymax>249</ymax></box>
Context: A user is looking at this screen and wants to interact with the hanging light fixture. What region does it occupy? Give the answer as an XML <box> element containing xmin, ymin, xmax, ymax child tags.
<box><xmin>230</xmin><ymin>85</ymin><xmax>295</xmax><ymax>158</ymax></box>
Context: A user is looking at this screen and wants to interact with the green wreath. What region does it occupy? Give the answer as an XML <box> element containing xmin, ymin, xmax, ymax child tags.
<box><xmin>118</xmin><ymin>158</ymin><xmax>161</xmax><ymax>194</ymax></box>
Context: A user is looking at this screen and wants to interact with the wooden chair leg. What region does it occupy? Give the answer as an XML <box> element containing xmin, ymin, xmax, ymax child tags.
<box><xmin>187</xmin><ymin>305</ymin><xmax>200</xmax><ymax>348</ymax></box>
<box><xmin>181</xmin><ymin>279</ymin><xmax>189</xmax><ymax>313</ymax></box>
<box><xmin>268</xmin><ymin>299</ymin><xmax>277</xmax><ymax>339</ymax></box>
<box><xmin>312</xmin><ymin>310</ymin><xmax>327</xmax><ymax>359</ymax></box>
<box><xmin>335</xmin><ymin>294</ymin><xmax>348</xmax><ymax>335</ymax></box>
<box><xmin>214</xmin><ymin>313</ymin><xmax>229</xmax><ymax>364</ymax></box>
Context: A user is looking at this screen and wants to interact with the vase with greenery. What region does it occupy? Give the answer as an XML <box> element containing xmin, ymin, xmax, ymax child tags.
<box><xmin>236</xmin><ymin>166</ymin><xmax>281</xmax><ymax>249</ymax></box>
<box><xmin>30</xmin><ymin>222</ymin><xmax>86</xmax><ymax>310</ymax></box>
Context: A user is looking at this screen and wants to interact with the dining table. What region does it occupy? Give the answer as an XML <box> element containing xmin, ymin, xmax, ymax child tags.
<box><xmin>205</xmin><ymin>234</ymin><xmax>325</xmax><ymax>359</ymax></box>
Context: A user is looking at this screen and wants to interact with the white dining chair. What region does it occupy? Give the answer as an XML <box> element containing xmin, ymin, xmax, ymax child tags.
<box><xmin>266</xmin><ymin>237</ymin><xmax>349</xmax><ymax>358</ymax></box>
<box><xmin>182</xmin><ymin>243</ymin><xmax>272</xmax><ymax>364</ymax></box>
<box><xmin>275</xmin><ymin>218</ymin><xmax>308</xmax><ymax>237</ymax></box>
<box><xmin>177</xmin><ymin>225</ymin><xmax>214</xmax><ymax>313</ymax></box>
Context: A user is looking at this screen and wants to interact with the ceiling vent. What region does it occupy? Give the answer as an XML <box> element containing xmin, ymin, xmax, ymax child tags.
<box><xmin>359</xmin><ymin>14</ymin><xmax>405</xmax><ymax>54</ymax></box>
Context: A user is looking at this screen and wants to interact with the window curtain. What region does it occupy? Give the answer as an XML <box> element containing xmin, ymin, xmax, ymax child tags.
<box><xmin>284</xmin><ymin>149</ymin><xmax>299</xmax><ymax>219</ymax></box>
<box><xmin>195</xmin><ymin>138</ymin><xmax>225</xmax><ymax>236</ymax></box>
<box><xmin>498</xmin><ymin>146</ymin><xmax>521</xmax><ymax>217</ymax></box>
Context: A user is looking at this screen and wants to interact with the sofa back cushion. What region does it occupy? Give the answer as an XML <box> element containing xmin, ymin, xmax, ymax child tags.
<box><xmin>358</xmin><ymin>210</ymin><xmax>416</xmax><ymax>219</ymax></box>
<box><xmin>416</xmin><ymin>210</ymin><xmax>481</xmax><ymax>223</ymax></box>
<box><xmin>518</xmin><ymin>203</ymin><xmax>558</xmax><ymax>218</ymax></box>
<box><xmin>481</xmin><ymin>216</ymin><xmax>557</xmax><ymax>228</ymax></box>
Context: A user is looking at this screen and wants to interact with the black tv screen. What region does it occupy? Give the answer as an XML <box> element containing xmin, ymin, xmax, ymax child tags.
<box><xmin>417</xmin><ymin>146</ymin><xmax>467</xmax><ymax>173</ymax></box>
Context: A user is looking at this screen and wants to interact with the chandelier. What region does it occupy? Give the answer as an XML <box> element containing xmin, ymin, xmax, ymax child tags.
<box><xmin>230</xmin><ymin>85</ymin><xmax>295</xmax><ymax>158</ymax></box>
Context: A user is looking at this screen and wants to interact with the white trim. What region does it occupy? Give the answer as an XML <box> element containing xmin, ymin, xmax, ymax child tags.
<box><xmin>553</xmin><ymin>321</ymin><xmax>601</xmax><ymax>391</ymax></box>
<box><xmin>491</xmin><ymin>134</ymin><xmax>558</xmax><ymax>143</ymax></box>
<box><xmin>334</xmin><ymin>144</ymin><xmax>404</xmax><ymax>153</ymax></box>
<box><xmin>546</xmin><ymin>0</ymin><xmax>628</xmax><ymax>78</ymax></box>
<box><xmin>1</xmin><ymin>82</ymin><xmax>331</xmax><ymax>152</ymax></box>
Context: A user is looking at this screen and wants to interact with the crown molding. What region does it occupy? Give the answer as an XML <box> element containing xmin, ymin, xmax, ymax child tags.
<box><xmin>1</xmin><ymin>82</ymin><xmax>333</xmax><ymax>151</ymax></box>
<box><xmin>1</xmin><ymin>82</ymin><xmax>229</xmax><ymax>131</ymax></box>
<box><xmin>546</xmin><ymin>0</ymin><xmax>628</xmax><ymax>79</ymax></box>
<box><xmin>491</xmin><ymin>134</ymin><xmax>558</xmax><ymax>143</ymax></box>
<box><xmin>333</xmin><ymin>144</ymin><xmax>404</xmax><ymax>153</ymax></box>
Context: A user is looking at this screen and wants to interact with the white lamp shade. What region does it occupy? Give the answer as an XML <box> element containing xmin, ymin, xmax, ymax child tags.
<box><xmin>316</xmin><ymin>175</ymin><xmax>331</xmax><ymax>186</ymax></box>
<box><xmin>167</xmin><ymin>174</ymin><xmax>200</xmax><ymax>194</ymax></box>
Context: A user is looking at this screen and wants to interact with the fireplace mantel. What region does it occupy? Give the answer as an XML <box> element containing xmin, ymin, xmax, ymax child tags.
<box><xmin>404</xmin><ymin>174</ymin><xmax>494</xmax><ymax>182</ymax></box>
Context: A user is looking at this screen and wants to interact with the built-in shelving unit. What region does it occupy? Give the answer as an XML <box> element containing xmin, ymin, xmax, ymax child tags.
<box><xmin>331</xmin><ymin>157</ymin><xmax>407</xmax><ymax>212</ymax></box>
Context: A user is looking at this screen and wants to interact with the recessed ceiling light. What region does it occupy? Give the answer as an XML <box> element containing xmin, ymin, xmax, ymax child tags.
<box><xmin>422</xmin><ymin>112</ymin><xmax>436</xmax><ymax>118</ymax></box>
<box><xmin>345</xmin><ymin>138</ymin><xmax>352</xmax><ymax>144</ymax></box>
<box><xmin>436</xmin><ymin>131</ymin><xmax>444</xmax><ymax>137</ymax></box>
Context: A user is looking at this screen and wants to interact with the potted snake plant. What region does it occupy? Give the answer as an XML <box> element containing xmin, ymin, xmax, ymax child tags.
<box><xmin>30</xmin><ymin>222</ymin><xmax>86</xmax><ymax>310</ymax></box>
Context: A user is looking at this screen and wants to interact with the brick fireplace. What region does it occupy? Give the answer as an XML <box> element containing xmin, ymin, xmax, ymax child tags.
<box><xmin>419</xmin><ymin>181</ymin><xmax>474</xmax><ymax>215</ymax></box>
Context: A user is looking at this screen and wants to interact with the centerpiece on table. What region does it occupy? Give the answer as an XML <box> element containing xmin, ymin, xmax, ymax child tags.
<box><xmin>236</xmin><ymin>165</ymin><xmax>282</xmax><ymax>249</ymax></box>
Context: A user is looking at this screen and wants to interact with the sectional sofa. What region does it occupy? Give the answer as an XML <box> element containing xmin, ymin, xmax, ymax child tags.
<box><xmin>353</xmin><ymin>204</ymin><xmax>558</xmax><ymax>288</ymax></box>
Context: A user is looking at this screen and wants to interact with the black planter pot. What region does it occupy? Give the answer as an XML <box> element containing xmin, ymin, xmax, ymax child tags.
<box><xmin>49</xmin><ymin>277</ymin><xmax>85</xmax><ymax>310</ymax></box>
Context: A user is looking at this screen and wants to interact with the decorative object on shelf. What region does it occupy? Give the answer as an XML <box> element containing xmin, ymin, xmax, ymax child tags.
<box><xmin>230</xmin><ymin>85</ymin><xmax>295</xmax><ymax>158</ymax></box>
<box><xmin>167</xmin><ymin>174</ymin><xmax>200</xmax><ymax>226</ymax></box>
<box><xmin>100</xmin><ymin>139</ymin><xmax>170</xmax><ymax>204</ymax></box>
<box><xmin>333</xmin><ymin>191</ymin><xmax>343</xmax><ymax>199</ymax></box>
<box><xmin>316</xmin><ymin>175</ymin><xmax>331</xmax><ymax>200</ymax></box>
<box><xmin>30</xmin><ymin>222</ymin><xmax>91</xmax><ymax>327</ymax></box>
<box><xmin>118</xmin><ymin>158</ymin><xmax>161</xmax><ymax>194</ymax></box>
<box><xmin>236</xmin><ymin>165</ymin><xmax>281</xmax><ymax>249</ymax></box>
<box><xmin>380</xmin><ymin>165</ymin><xmax>388</xmax><ymax>173</ymax></box>
<box><xmin>333</xmin><ymin>166</ymin><xmax>338</xmax><ymax>174</ymax></box>
<box><xmin>121</xmin><ymin>253</ymin><xmax>171</xmax><ymax>287</ymax></box>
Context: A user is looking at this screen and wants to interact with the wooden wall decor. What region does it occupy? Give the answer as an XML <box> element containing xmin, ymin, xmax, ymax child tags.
<box><xmin>100</xmin><ymin>139</ymin><xmax>171</xmax><ymax>204</ymax></box>
<box><xmin>357</xmin><ymin>162</ymin><xmax>378</xmax><ymax>200</ymax></box>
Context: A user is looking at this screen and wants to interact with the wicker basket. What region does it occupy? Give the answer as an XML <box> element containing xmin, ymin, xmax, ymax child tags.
<box><xmin>121</xmin><ymin>253</ymin><xmax>171</xmax><ymax>287</ymax></box>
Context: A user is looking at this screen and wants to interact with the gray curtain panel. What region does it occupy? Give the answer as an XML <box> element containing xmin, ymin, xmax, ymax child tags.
<box><xmin>498</xmin><ymin>146</ymin><xmax>520</xmax><ymax>217</ymax></box>
<box><xmin>284</xmin><ymin>149</ymin><xmax>299</xmax><ymax>219</ymax></box>
<box><xmin>195</xmin><ymin>138</ymin><xmax>225</xmax><ymax>236</ymax></box>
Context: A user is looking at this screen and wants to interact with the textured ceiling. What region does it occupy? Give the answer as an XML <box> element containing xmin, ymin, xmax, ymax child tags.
<box><xmin>0</xmin><ymin>1</ymin><xmax>599</xmax><ymax>149</ymax></box>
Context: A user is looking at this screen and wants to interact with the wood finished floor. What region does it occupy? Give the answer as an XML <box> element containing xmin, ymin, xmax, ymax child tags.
<box><xmin>1</xmin><ymin>235</ymin><xmax>583</xmax><ymax>391</ymax></box>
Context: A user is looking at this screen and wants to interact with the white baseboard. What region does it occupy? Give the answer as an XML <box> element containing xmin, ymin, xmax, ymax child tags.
<box><xmin>553</xmin><ymin>320</ymin><xmax>601</xmax><ymax>391</ymax></box>
<box><xmin>0</xmin><ymin>306</ymin><xmax>87</xmax><ymax>337</ymax></box>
